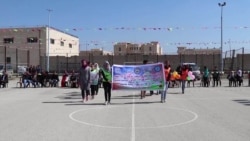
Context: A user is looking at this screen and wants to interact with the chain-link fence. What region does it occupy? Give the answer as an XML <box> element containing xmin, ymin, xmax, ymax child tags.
<box><xmin>1</xmin><ymin>46</ymin><xmax>250</xmax><ymax>74</ymax></box>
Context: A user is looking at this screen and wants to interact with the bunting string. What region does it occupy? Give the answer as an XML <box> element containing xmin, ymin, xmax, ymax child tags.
<box><xmin>1</xmin><ymin>26</ymin><xmax>250</xmax><ymax>32</ymax></box>
<box><xmin>1</xmin><ymin>40</ymin><xmax>250</xmax><ymax>48</ymax></box>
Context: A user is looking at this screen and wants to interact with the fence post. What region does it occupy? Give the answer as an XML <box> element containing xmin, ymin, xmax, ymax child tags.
<box><xmin>242</xmin><ymin>47</ymin><xmax>244</xmax><ymax>72</ymax></box>
<box><xmin>56</xmin><ymin>55</ymin><xmax>59</xmax><ymax>73</ymax></box>
<box><xmin>16</xmin><ymin>48</ymin><xmax>18</xmax><ymax>74</ymax></box>
<box><xmin>27</xmin><ymin>50</ymin><xmax>30</xmax><ymax>67</ymax></box>
<box><xmin>44</xmin><ymin>53</ymin><xmax>46</xmax><ymax>71</ymax></box>
<box><xmin>88</xmin><ymin>53</ymin><xmax>91</xmax><ymax>62</ymax></box>
<box><xmin>212</xmin><ymin>53</ymin><xmax>215</xmax><ymax>68</ymax></box>
<box><xmin>111</xmin><ymin>55</ymin><xmax>114</xmax><ymax>65</ymax></box>
<box><xmin>38</xmin><ymin>29</ymin><xmax>41</xmax><ymax>67</ymax></box>
<box><xmin>74</xmin><ymin>55</ymin><xmax>77</xmax><ymax>71</ymax></box>
<box><xmin>179</xmin><ymin>54</ymin><xmax>182</xmax><ymax>63</ymax></box>
<box><xmin>195</xmin><ymin>54</ymin><xmax>198</xmax><ymax>64</ymax></box>
<box><xmin>66</xmin><ymin>53</ymin><xmax>69</xmax><ymax>72</ymax></box>
<box><xmin>4</xmin><ymin>46</ymin><xmax>6</xmax><ymax>71</ymax></box>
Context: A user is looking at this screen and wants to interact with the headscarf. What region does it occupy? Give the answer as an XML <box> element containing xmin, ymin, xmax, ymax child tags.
<box><xmin>103</xmin><ymin>61</ymin><xmax>111</xmax><ymax>72</ymax></box>
<box><xmin>81</xmin><ymin>59</ymin><xmax>88</xmax><ymax>69</ymax></box>
<box><xmin>94</xmin><ymin>63</ymin><xmax>100</xmax><ymax>71</ymax></box>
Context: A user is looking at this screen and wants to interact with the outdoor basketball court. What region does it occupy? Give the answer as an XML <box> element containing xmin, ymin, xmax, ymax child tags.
<box><xmin>0</xmin><ymin>79</ymin><xmax>249</xmax><ymax>141</ymax></box>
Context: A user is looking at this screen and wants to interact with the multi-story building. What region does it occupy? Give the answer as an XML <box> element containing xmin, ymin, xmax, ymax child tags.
<box><xmin>79</xmin><ymin>48</ymin><xmax>113</xmax><ymax>56</ymax></box>
<box><xmin>0</xmin><ymin>26</ymin><xmax>79</xmax><ymax>66</ymax></box>
<box><xmin>177</xmin><ymin>46</ymin><xmax>220</xmax><ymax>55</ymax></box>
<box><xmin>114</xmin><ymin>41</ymin><xmax>162</xmax><ymax>55</ymax></box>
<box><xmin>141</xmin><ymin>41</ymin><xmax>162</xmax><ymax>55</ymax></box>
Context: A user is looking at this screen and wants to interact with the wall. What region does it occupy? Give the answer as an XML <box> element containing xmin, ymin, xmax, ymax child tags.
<box><xmin>41</xmin><ymin>53</ymin><xmax>250</xmax><ymax>73</ymax></box>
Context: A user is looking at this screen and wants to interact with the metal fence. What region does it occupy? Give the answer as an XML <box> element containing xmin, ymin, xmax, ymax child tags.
<box><xmin>1</xmin><ymin>46</ymin><xmax>250</xmax><ymax>73</ymax></box>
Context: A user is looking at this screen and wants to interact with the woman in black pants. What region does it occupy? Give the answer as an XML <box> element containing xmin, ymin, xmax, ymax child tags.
<box><xmin>100</xmin><ymin>61</ymin><xmax>112</xmax><ymax>105</ymax></box>
<box><xmin>79</xmin><ymin>59</ymin><xmax>91</xmax><ymax>103</ymax></box>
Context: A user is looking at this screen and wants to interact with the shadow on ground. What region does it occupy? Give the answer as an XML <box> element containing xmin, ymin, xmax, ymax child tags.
<box><xmin>233</xmin><ymin>99</ymin><xmax>250</xmax><ymax>106</ymax></box>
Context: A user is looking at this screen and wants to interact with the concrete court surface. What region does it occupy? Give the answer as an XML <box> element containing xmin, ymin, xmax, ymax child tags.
<box><xmin>0</xmin><ymin>79</ymin><xmax>250</xmax><ymax>141</ymax></box>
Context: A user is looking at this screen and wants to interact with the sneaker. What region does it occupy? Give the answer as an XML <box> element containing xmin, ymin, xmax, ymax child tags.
<box><xmin>108</xmin><ymin>101</ymin><xmax>111</xmax><ymax>105</ymax></box>
<box><xmin>104</xmin><ymin>101</ymin><xmax>108</xmax><ymax>105</ymax></box>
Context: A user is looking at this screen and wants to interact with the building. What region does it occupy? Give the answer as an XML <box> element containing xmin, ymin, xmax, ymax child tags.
<box><xmin>141</xmin><ymin>41</ymin><xmax>162</xmax><ymax>55</ymax></box>
<box><xmin>114</xmin><ymin>41</ymin><xmax>162</xmax><ymax>55</ymax></box>
<box><xmin>177</xmin><ymin>46</ymin><xmax>220</xmax><ymax>55</ymax></box>
<box><xmin>0</xmin><ymin>26</ymin><xmax>79</xmax><ymax>67</ymax></box>
<box><xmin>79</xmin><ymin>48</ymin><xmax>113</xmax><ymax>56</ymax></box>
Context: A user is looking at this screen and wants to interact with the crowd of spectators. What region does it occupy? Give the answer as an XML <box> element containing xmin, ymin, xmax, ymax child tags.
<box><xmin>19</xmin><ymin>65</ymin><xmax>59</xmax><ymax>88</ymax></box>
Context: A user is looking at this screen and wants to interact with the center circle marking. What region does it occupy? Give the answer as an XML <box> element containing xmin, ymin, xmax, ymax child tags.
<box><xmin>69</xmin><ymin>106</ymin><xmax>198</xmax><ymax>129</ymax></box>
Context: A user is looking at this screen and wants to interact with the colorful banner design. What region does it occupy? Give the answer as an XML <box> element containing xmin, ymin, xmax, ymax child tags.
<box><xmin>112</xmin><ymin>63</ymin><xmax>165</xmax><ymax>90</ymax></box>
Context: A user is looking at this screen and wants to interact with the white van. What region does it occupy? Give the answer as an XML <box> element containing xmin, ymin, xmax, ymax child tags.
<box><xmin>0</xmin><ymin>64</ymin><xmax>14</xmax><ymax>78</ymax></box>
<box><xmin>18</xmin><ymin>66</ymin><xmax>28</xmax><ymax>76</ymax></box>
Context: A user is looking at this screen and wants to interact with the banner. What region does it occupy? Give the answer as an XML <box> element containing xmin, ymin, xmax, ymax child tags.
<box><xmin>112</xmin><ymin>63</ymin><xmax>165</xmax><ymax>90</ymax></box>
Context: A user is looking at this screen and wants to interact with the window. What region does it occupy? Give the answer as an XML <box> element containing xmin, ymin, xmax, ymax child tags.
<box><xmin>27</xmin><ymin>37</ymin><xmax>38</xmax><ymax>43</ymax></box>
<box><xmin>60</xmin><ymin>41</ymin><xmax>64</xmax><ymax>46</ymax></box>
<box><xmin>6</xmin><ymin>57</ymin><xmax>11</xmax><ymax>63</ymax></box>
<box><xmin>69</xmin><ymin>43</ymin><xmax>72</xmax><ymax>48</ymax></box>
<box><xmin>50</xmin><ymin>39</ymin><xmax>55</xmax><ymax>44</ymax></box>
<box><xmin>119</xmin><ymin>47</ymin><xmax>121</xmax><ymax>51</ymax></box>
<box><xmin>149</xmin><ymin>47</ymin><xmax>152</xmax><ymax>51</ymax></box>
<box><xmin>4</xmin><ymin>38</ymin><xmax>14</xmax><ymax>44</ymax></box>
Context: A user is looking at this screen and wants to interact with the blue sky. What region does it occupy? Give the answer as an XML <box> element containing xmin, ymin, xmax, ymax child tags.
<box><xmin>1</xmin><ymin>0</ymin><xmax>250</xmax><ymax>54</ymax></box>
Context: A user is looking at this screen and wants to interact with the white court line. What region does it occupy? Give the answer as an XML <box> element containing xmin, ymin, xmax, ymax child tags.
<box><xmin>69</xmin><ymin>106</ymin><xmax>198</xmax><ymax>129</ymax></box>
<box><xmin>69</xmin><ymin>107</ymin><xmax>125</xmax><ymax>129</ymax></box>
<box><xmin>131</xmin><ymin>92</ymin><xmax>135</xmax><ymax>141</ymax></box>
<box><xmin>136</xmin><ymin>107</ymin><xmax>199</xmax><ymax>129</ymax></box>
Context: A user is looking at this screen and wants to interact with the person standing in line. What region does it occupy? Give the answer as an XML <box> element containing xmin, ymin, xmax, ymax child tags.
<box><xmin>236</xmin><ymin>67</ymin><xmax>243</xmax><ymax>86</ymax></box>
<box><xmin>141</xmin><ymin>59</ymin><xmax>148</xmax><ymax>99</ymax></box>
<box><xmin>79</xmin><ymin>59</ymin><xmax>91</xmax><ymax>103</ymax></box>
<box><xmin>161</xmin><ymin>60</ymin><xmax>171</xmax><ymax>103</ymax></box>
<box><xmin>203</xmin><ymin>66</ymin><xmax>210</xmax><ymax>87</ymax></box>
<box><xmin>181</xmin><ymin>65</ymin><xmax>189</xmax><ymax>94</ymax></box>
<box><xmin>212</xmin><ymin>66</ymin><xmax>220</xmax><ymax>87</ymax></box>
<box><xmin>100</xmin><ymin>61</ymin><xmax>112</xmax><ymax>105</ymax></box>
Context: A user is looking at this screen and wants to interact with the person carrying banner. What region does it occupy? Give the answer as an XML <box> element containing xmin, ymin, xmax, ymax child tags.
<box><xmin>161</xmin><ymin>60</ymin><xmax>171</xmax><ymax>103</ymax></box>
<box><xmin>141</xmin><ymin>60</ymin><xmax>148</xmax><ymax>98</ymax></box>
<box><xmin>100</xmin><ymin>61</ymin><xmax>112</xmax><ymax>105</ymax></box>
<box><xmin>79</xmin><ymin>59</ymin><xmax>91</xmax><ymax>103</ymax></box>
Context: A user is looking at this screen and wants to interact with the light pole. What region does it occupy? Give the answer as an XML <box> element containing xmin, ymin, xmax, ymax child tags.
<box><xmin>46</xmin><ymin>9</ymin><xmax>52</xmax><ymax>71</ymax></box>
<box><xmin>218</xmin><ymin>2</ymin><xmax>226</xmax><ymax>73</ymax></box>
